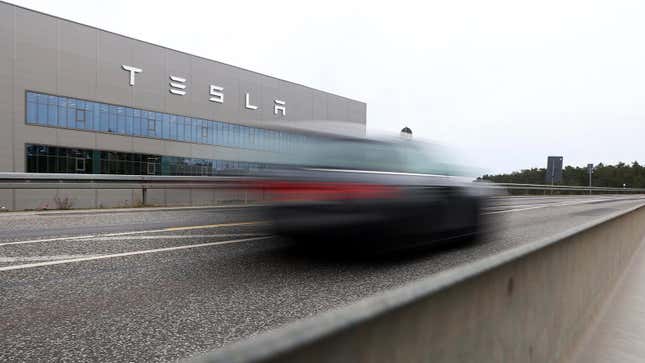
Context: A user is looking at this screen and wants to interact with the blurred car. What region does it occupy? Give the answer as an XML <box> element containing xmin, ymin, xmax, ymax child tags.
<box><xmin>249</xmin><ymin>126</ymin><xmax>489</xmax><ymax>248</ymax></box>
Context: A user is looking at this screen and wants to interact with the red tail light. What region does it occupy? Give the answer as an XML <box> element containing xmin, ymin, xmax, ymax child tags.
<box><xmin>253</xmin><ymin>181</ymin><xmax>400</xmax><ymax>202</ymax></box>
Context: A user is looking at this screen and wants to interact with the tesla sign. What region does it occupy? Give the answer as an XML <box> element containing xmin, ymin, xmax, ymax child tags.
<box><xmin>121</xmin><ymin>64</ymin><xmax>286</xmax><ymax>116</ymax></box>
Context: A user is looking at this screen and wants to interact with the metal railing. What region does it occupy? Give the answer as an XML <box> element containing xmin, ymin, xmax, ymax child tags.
<box><xmin>0</xmin><ymin>173</ymin><xmax>643</xmax><ymax>205</ymax></box>
<box><xmin>483</xmin><ymin>182</ymin><xmax>645</xmax><ymax>194</ymax></box>
<box><xmin>0</xmin><ymin>172</ymin><xmax>254</xmax><ymax>189</ymax></box>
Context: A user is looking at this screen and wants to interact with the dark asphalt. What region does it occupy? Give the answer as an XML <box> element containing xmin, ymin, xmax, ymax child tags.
<box><xmin>1</xmin><ymin>195</ymin><xmax>644</xmax><ymax>362</ymax></box>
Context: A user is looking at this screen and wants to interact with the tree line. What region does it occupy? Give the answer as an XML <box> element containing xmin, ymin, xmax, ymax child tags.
<box><xmin>479</xmin><ymin>162</ymin><xmax>645</xmax><ymax>188</ymax></box>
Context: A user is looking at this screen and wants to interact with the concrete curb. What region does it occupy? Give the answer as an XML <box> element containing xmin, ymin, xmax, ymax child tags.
<box><xmin>0</xmin><ymin>203</ymin><xmax>268</xmax><ymax>217</ymax></box>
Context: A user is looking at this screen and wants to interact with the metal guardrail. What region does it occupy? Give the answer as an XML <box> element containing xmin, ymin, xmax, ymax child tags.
<box><xmin>0</xmin><ymin>172</ymin><xmax>643</xmax><ymax>208</ymax></box>
<box><xmin>1</xmin><ymin>173</ymin><xmax>644</xmax><ymax>193</ymax></box>
<box><xmin>489</xmin><ymin>182</ymin><xmax>645</xmax><ymax>193</ymax></box>
<box><xmin>0</xmin><ymin>172</ymin><xmax>253</xmax><ymax>183</ymax></box>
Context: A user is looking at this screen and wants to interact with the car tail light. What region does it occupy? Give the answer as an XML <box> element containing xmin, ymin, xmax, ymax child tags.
<box><xmin>252</xmin><ymin>181</ymin><xmax>400</xmax><ymax>202</ymax></box>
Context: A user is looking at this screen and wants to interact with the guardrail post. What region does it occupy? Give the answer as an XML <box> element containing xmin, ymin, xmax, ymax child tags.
<box><xmin>142</xmin><ymin>185</ymin><xmax>147</xmax><ymax>206</ymax></box>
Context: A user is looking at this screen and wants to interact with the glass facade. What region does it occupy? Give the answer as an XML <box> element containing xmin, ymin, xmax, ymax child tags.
<box><xmin>26</xmin><ymin>144</ymin><xmax>266</xmax><ymax>176</ymax></box>
<box><xmin>26</xmin><ymin>91</ymin><xmax>308</xmax><ymax>153</ymax></box>
<box><xmin>26</xmin><ymin>144</ymin><xmax>96</xmax><ymax>174</ymax></box>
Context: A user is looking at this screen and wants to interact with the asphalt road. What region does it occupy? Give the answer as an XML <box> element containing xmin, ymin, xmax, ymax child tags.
<box><xmin>1</xmin><ymin>195</ymin><xmax>644</xmax><ymax>362</ymax></box>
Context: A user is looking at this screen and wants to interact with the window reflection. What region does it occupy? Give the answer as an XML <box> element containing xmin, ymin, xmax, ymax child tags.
<box><xmin>26</xmin><ymin>91</ymin><xmax>307</xmax><ymax>154</ymax></box>
<box><xmin>25</xmin><ymin>143</ymin><xmax>267</xmax><ymax>176</ymax></box>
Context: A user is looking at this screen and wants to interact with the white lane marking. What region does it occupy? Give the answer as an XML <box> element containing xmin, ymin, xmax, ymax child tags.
<box><xmin>0</xmin><ymin>234</ymin><xmax>97</xmax><ymax>247</ymax></box>
<box><xmin>0</xmin><ymin>236</ymin><xmax>270</xmax><ymax>272</ymax></box>
<box><xmin>483</xmin><ymin>198</ymin><xmax>618</xmax><ymax>211</ymax></box>
<box><xmin>0</xmin><ymin>254</ymin><xmax>101</xmax><ymax>263</ymax></box>
<box><xmin>486</xmin><ymin>202</ymin><xmax>567</xmax><ymax>210</ymax></box>
<box><xmin>0</xmin><ymin>203</ymin><xmax>268</xmax><ymax>219</ymax></box>
<box><xmin>483</xmin><ymin>198</ymin><xmax>622</xmax><ymax>215</ymax></box>
<box><xmin>484</xmin><ymin>196</ymin><xmax>626</xmax><ymax>211</ymax></box>
<box><xmin>89</xmin><ymin>234</ymin><xmax>264</xmax><ymax>241</ymax></box>
<box><xmin>0</xmin><ymin>221</ymin><xmax>263</xmax><ymax>247</ymax></box>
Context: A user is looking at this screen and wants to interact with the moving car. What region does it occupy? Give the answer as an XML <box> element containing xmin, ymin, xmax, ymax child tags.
<box><xmin>250</xmin><ymin>125</ymin><xmax>488</xmax><ymax>248</ymax></box>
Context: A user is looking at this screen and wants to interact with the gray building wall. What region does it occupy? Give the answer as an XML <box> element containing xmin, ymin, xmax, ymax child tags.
<box><xmin>0</xmin><ymin>1</ymin><xmax>367</xmax><ymax>174</ymax></box>
<box><xmin>0</xmin><ymin>1</ymin><xmax>366</xmax><ymax>210</ymax></box>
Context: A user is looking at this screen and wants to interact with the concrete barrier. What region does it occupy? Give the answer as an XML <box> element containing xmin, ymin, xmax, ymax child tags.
<box><xmin>0</xmin><ymin>173</ymin><xmax>266</xmax><ymax>210</ymax></box>
<box><xmin>194</xmin><ymin>204</ymin><xmax>645</xmax><ymax>363</ymax></box>
<box><xmin>0</xmin><ymin>187</ymin><xmax>265</xmax><ymax>210</ymax></box>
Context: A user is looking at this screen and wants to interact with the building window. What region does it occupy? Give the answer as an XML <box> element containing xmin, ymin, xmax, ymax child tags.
<box><xmin>25</xmin><ymin>144</ymin><xmax>91</xmax><ymax>174</ymax></box>
<box><xmin>76</xmin><ymin>108</ymin><xmax>86</xmax><ymax>124</ymax></box>
<box><xmin>75</xmin><ymin>157</ymin><xmax>86</xmax><ymax>172</ymax></box>
<box><xmin>147</xmin><ymin>118</ymin><xmax>156</xmax><ymax>133</ymax></box>
<box><xmin>147</xmin><ymin>162</ymin><xmax>156</xmax><ymax>175</ymax></box>
<box><xmin>25</xmin><ymin>91</ymin><xmax>312</xmax><ymax>153</ymax></box>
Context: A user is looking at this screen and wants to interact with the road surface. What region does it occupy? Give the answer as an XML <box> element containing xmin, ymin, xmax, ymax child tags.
<box><xmin>1</xmin><ymin>195</ymin><xmax>644</xmax><ymax>362</ymax></box>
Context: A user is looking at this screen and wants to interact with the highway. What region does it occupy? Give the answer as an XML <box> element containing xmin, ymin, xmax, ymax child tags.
<box><xmin>1</xmin><ymin>195</ymin><xmax>644</xmax><ymax>362</ymax></box>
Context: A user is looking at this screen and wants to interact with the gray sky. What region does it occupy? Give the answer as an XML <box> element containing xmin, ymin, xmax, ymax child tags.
<box><xmin>9</xmin><ymin>0</ymin><xmax>645</xmax><ymax>174</ymax></box>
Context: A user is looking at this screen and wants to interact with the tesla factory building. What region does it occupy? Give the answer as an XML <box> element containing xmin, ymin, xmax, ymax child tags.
<box><xmin>0</xmin><ymin>2</ymin><xmax>366</xmax><ymax>210</ymax></box>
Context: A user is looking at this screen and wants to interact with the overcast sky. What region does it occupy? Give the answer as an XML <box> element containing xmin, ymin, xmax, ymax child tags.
<box><xmin>8</xmin><ymin>0</ymin><xmax>645</xmax><ymax>174</ymax></box>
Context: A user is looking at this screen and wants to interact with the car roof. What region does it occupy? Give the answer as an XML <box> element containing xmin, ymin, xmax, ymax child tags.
<box><xmin>242</xmin><ymin>120</ymin><xmax>370</xmax><ymax>140</ymax></box>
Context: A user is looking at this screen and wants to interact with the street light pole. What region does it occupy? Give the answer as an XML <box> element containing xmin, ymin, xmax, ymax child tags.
<box><xmin>587</xmin><ymin>163</ymin><xmax>593</xmax><ymax>195</ymax></box>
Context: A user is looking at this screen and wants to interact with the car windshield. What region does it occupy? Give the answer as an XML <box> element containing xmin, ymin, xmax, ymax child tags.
<box><xmin>281</xmin><ymin>136</ymin><xmax>459</xmax><ymax>175</ymax></box>
<box><xmin>301</xmin><ymin>139</ymin><xmax>403</xmax><ymax>171</ymax></box>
